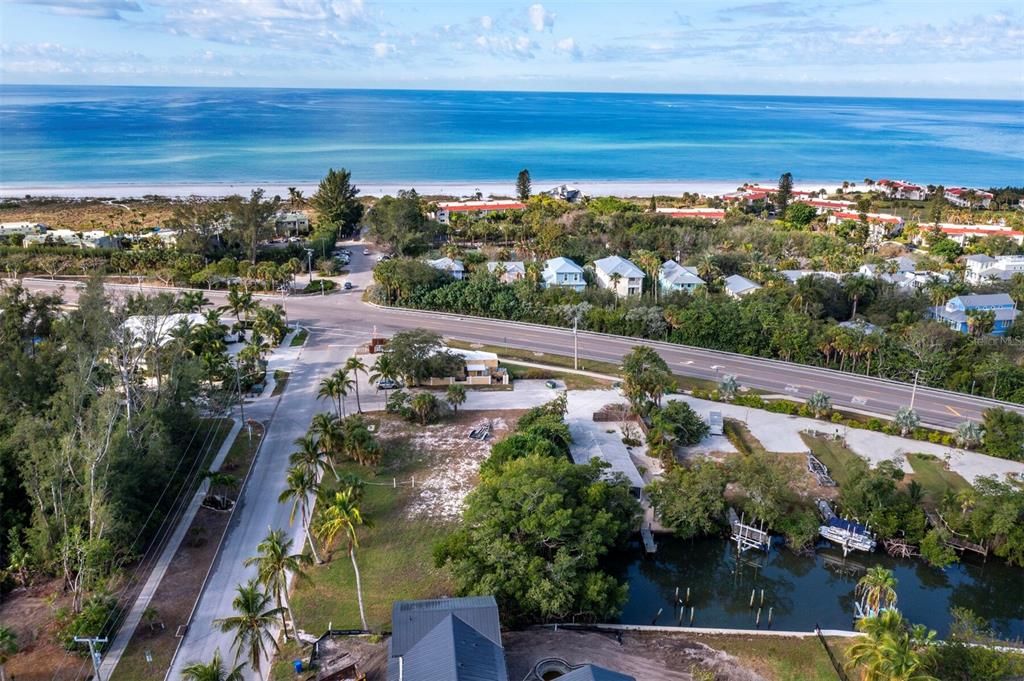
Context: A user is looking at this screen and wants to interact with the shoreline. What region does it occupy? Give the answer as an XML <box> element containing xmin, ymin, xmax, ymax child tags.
<box><xmin>0</xmin><ymin>178</ymin><xmax>847</xmax><ymax>201</ymax></box>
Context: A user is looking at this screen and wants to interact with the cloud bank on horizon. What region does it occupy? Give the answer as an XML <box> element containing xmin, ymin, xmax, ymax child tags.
<box><xmin>0</xmin><ymin>0</ymin><xmax>1022</xmax><ymax>98</ymax></box>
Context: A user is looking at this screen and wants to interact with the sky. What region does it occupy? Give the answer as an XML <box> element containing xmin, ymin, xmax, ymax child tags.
<box><xmin>0</xmin><ymin>0</ymin><xmax>1022</xmax><ymax>99</ymax></box>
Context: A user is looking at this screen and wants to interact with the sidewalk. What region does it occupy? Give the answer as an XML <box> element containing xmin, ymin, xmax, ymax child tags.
<box><xmin>99</xmin><ymin>417</ymin><xmax>243</xmax><ymax>678</ymax></box>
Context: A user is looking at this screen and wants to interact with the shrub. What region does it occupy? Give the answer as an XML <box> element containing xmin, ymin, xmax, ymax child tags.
<box><xmin>302</xmin><ymin>279</ymin><xmax>337</xmax><ymax>294</ymax></box>
<box><xmin>57</xmin><ymin>594</ymin><xmax>119</xmax><ymax>651</ymax></box>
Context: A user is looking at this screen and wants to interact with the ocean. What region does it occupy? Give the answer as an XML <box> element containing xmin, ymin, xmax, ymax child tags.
<box><xmin>1</xmin><ymin>85</ymin><xmax>1022</xmax><ymax>195</ymax></box>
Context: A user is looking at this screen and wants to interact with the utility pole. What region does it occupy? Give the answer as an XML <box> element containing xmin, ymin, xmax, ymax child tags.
<box><xmin>573</xmin><ymin>316</ymin><xmax>579</xmax><ymax>371</ymax></box>
<box><xmin>234</xmin><ymin>361</ymin><xmax>246</xmax><ymax>423</ymax></box>
<box><xmin>74</xmin><ymin>636</ymin><xmax>108</xmax><ymax>681</ymax></box>
<box><xmin>909</xmin><ymin>369</ymin><xmax>921</xmax><ymax>410</ymax></box>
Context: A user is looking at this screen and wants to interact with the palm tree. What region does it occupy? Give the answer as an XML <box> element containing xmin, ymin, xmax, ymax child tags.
<box><xmin>315</xmin><ymin>490</ymin><xmax>369</xmax><ymax>631</ymax></box>
<box><xmin>369</xmin><ymin>353</ymin><xmax>399</xmax><ymax>401</ymax></box>
<box><xmin>445</xmin><ymin>384</ymin><xmax>466</xmax><ymax>414</ymax></box>
<box><xmin>894</xmin><ymin>406</ymin><xmax>920</xmax><ymax>437</ymax></box>
<box><xmin>290</xmin><ymin>433</ymin><xmax>331</xmax><ymax>481</ymax></box>
<box><xmin>309</xmin><ymin>412</ymin><xmax>343</xmax><ymax>478</ymax></box>
<box><xmin>215</xmin><ymin>580</ymin><xmax>285</xmax><ymax>673</ymax></box>
<box><xmin>318</xmin><ymin>370</ymin><xmax>353</xmax><ymax>418</ymax></box>
<box><xmin>807</xmin><ymin>390</ymin><xmax>832</xmax><ymax>418</ymax></box>
<box><xmin>278</xmin><ymin>465</ymin><xmax>322</xmax><ymax>563</ymax></box>
<box><xmin>244</xmin><ymin>528</ymin><xmax>312</xmax><ymax>641</ymax></box>
<box><xmin>718</xmin><ymin>374</ymin><xmax>739</xmax><ymax>401</ymax></box>
<box><xmin>0</xmin><ymin>626</ymin><xmax>17</xmax><ymax>681</ymax></box>
<box><xmin>695</xmin><ymin>252</ymin><xmax>720</xmax><ymax>283</ymax></box>
<box><xmin>856</xmin><ymin>566</ymin><xmax>898</xmax><ymax>616</ymax></box>
<box><xmin>344</xmin><ymin>356</ymin><xmax>368</xmax><ymax>412</ymax></box>
<box><xmin>846</xmin><ymin>609</ymin><xmax>936</xmax><ymax>681</ymax></box>
<box><xmin>409</xmin><ymin>392</ymin><xmax>438</xmax><ymax>426</ymax></box>
<box><xmin>845</xmin><ymin>274</ymin><xmax>873</xmax><ymax>320</ymax></box>
<box><xmin>181</xmin><ymin>649</ymin><xmax>244</xmax><ymax>681</ymax></box>
<box><xmin>177</xmin><ymin>290</ymin><xmax>211</xmax><ymax>313</ymax></box>
<box><xmin>340</xmin><ymin>415</ymin><xmax>382</xmax><ymax>467</ymax></box>
<box><xmin>220</xmin><ymin>285</ymin><xmax>256</xmax><ymax>325</ymax></box>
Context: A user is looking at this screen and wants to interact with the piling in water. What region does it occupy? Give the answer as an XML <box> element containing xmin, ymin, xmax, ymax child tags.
<box><xmin>686</xmin><ymin>587</ymin><xmax>691</xmax><ymax>605</ymax></box>
<box><xmin>674</xmin><ymin>587</ymin><xmax>679</xmax><ymax>605</ymax></box>
<box><xmin>756</xmin><ymin>607</ymin><xmax>761</xmax><ymax>626</ymax></box>
<box><xmin>760</xmin><ymin>589</ymin><xmax>765</xmax><ymax>606</ymax></box>
<box><xmin>768</xmin><ymin>607</ymin><xmax>773</xmax><ymax>626</ymax></box>
<box><xmin>749</xmin><ymin>589</ymin><xmax>756</xmax><ymax>608</ymax></box>
<box><xmin>651</xmin><ymin>608</ymin><xmax>662</xmax><ymax>625</ymax></box>
<box><xmin>690</xmin><ymin>607</ymin><xmax>695</xmax><ymax>625</ymax></box>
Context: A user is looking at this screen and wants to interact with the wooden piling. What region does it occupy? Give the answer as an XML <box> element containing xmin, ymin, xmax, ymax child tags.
<box><xmin>749</xmin><ymin>589</ymin><xmax>756</xmax><ymax>608</ymax></box>
<box><xmin>756</xmin><ymin>608</ymin><xmax>761</xmax><ymax>626</ymax></box>
<box><xmin>760</xmin><ymin>589</ymin><xmax>765</xmax><ymax>606</ymax></box>
<box><xmin>685</xmin><ymin>587</ymin><xmax>691</xmax><ymax>605</ymax></box>
<box><xmin>690</xmin><ymin>607</ymin><xmax>695</xmax><ymax>625</ymax></box>
<box><xmin>674</xmin><ymin>587</ymin><xmax>679</xmax><ymax>605</ymax></box>
<box><xmin>651</xmin><ymin>608</ymin><xmax>662</xmax><ymax>625</ymax></box>
<box><xmin>768</xmin><ymin>607</ymin><xmax>773</xmax><ymax>626</ymax></box>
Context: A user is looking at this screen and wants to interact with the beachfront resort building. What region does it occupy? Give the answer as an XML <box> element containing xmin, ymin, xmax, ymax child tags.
<box><xmin>944</xmin><ymin>187</ymin><xmax>994</xmax><ymax>209</ymax></box>
<box><xmin>594</xmin><ymin>255</ymin><xmax>645</xmax><ymax>297</ymax></box>
<box><xmin>486</xmin><ymin>260</ymin><xmax>526</xmax><ymax>283</ymax></box>
<box><xmin>932</xmin><ymin>294</ymin><xmax>1019</xmax><ymax>336</ymax></box>
<box><xmin>654</xmin><ymin>207</ymin><xmax>727</xmax><ymax>221</ymax></box>
<box><xmin>877</xmin><ymin>179</ymin><xmax>927</xmax><ymax>201</ymax></box>
<box><xmin>826</xmin><ymin>211</ymin><xmax>904</xmax><ymax>244</ymax></box>
<box><xmin>915</xmin><ymin>222</ymin><xmax>1024</xmax><ymax>247</ymax></box>
<box><xmin>964</xmin><ymin>255</ymin><xmax>1024</xmax><ymax>284</ymax></box>
<box><xmin>433</xmin><ymin>199</ymin><xmax>526</xmax><ymax>225</ymax></box>
<box><xmin>426</xmin><ymin>257</ymin><xmax>465</xmax><ymax>280</ymax></box>
<box><xmin>659</xmin><ymin>259</ymin><xmax>705</xmax><ymax>293</ymax></box>
<box><xmin>273</xmin><ymin>211</ymin><xmax>309</xmax><ymax>235</ymax></box>
<box><xmin>541</xmin><ymin>257</ymin><xmax>586</xmax><ymax>292</ymax></box>
<box><xmin>724</xmin><ymin>274</ymin><xmax>762</xmax><ymax>299</ymax></box>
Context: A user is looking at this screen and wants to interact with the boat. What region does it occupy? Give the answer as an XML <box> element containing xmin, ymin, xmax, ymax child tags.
<box><xmin>817</xmin><ymin>499</ymin><xmax>876</xmax><ymax>556</ymax></box>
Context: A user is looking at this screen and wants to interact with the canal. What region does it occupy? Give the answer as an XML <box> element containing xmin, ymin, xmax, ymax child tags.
<box><xmin>610</xmin><ymin>536</ymin><xmax>1024</xmax><ymax>639</ymax></box>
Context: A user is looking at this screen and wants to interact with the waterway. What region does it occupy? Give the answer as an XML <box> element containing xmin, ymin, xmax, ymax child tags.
<box><xmin>611</xmin><ymin>536</ymin><xmax>1024</xmax><ymax>639</ymax></box>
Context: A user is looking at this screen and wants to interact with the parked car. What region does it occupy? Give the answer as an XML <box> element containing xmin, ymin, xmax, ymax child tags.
<box><xmin>362</xmin><ymin>248</ymin><xmax>371</xmax><ymax>255</ymax></box>
<box><xmin>545</xmin><ymin>380</ymin><xmax>557</xmax><ymax>389</ymax></box>
<box><xmin>343</xmin><ymin>281</ymin><xmax>354</xmax><ymax>290</ymax></box>
<box><xmin>376</xmin><ymin>379</ymin><xmax>401</xmax><ymax>390</ymax></box>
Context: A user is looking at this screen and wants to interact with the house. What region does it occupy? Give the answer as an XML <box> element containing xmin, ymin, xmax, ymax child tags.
<box><xmin>654</xmin><ymin>207</ymin><xmax>726</xmax><ymax>221</ymax></box>
<box><xmin>858</xmin><ymin>256</ymin><xmax>916</xmax><ymax>278</ymax></box>
<box><xmin>388</xmin><ymin>596</ymin><xmax>507</xmax><ymax>681</ymax></box>
<box><xmin>779</xmin><ymin>269</ymin><xmax>844</xmax><ymax>284</ymax></box>
<box><xmin>794</xmin><ymin>198</ymin><xmax>855</xmax><ymax>214</ymax></box>
<box><xmin>659</xmin><ymin>259</ymin><xmax>705</xmax><ymax>293</ymax></box>
<box><xmin>433</xmin><ymin>200</ymin><xmax>526</xmax><ymax>225</ymax></box>
<box><xmin>944</xmin><ymin>187</ymin><xmax>994</xmax><ymax>209</ymax></box>
<box><xmin>424</xmin><ymin>347</ymin><xmax>508</xmax><ymax>386</ymax></box>
<box><xmin>22</xmin><ymin>228</ymin><xmax>119</xmax><ymax>249</ymax></box>
<box><xmin>724</xmin><ymin>274</ymin><xmax>761</xmax><ymax>298</ymax></box>
<box><xmin>0</xmin><ymin>221</ymin><xmax>46</xmax><ymax>237</ymax></box>
<box><xmin>426</xmin><ymin>257</ymin><xmax>465</xmax><ymax>280</ymax></box>
<box><xmin>722</xmin><ymin>184</ymin><xmax>814</xmax><ymax>206</ymax></box>
<box><xmin>963</xmin><ymin>254</ymin><xmax>1024</xmax><ymax>284</ymax></box>
<box><xmin>541</xmin><ymin>257</ymin><xmax>586</xmax><ymax>292</ymax></box>
<box><xmin>486</xmin><ymin>261</ymin><xmax>526</xmax><ymax>283</ymax></box>
<box><xmin>594</xmin><ymin>255</ymin><xmax>645</xmax><ymax>297</ymax></box>
<box><xmin>273</xmin><ymin>210</ymin><xmax>310</xmax><ymax>235</ymax></box>
<box><xmin>859</xmin><ymin>257</ymin><xmax>947</xmax><ymax>290</ymax></box>
<box><xmin>826</xmin><ymin>211</ymin><xmax>904</xmax><ymax>243</ymax></box>
<box><xmin>932</xmin><ymin>294</ymin><xmax>1019</xmax><ymax>336</ymax></box>
<box><xmin>543</xmin><ymin>184</ymin><xmax>584</xmax><ymax>203</ymax></box>
<box><xmin>915</xmin><ymin>222</ymin><xmax>1024</xmax><ymax>246</ymax></box>
<box><xmin>877</xmin><ymin>179</ymin><xmax>927</xmax><ymax>201</ymax></box>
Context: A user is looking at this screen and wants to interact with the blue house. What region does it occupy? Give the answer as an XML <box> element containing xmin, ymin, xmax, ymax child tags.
<box><xmin>932</xmin><ymin>293</ymin><xmax>1019</xmax><ymax>336</ymax></box>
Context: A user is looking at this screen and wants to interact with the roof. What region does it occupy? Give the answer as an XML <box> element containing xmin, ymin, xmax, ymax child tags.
<box><xmin>950</xmin><ymin>293</ymin><xmax>1017</xmax><ymax>309</ymax></box>
<box><xmin>437</xmin><ymin>200</ymin><xmax>526</xmax><ymax>212</ymax></box>
<box><xmin>724</xmin><ymin>274</ymin><xmax>761</xmax><ymax>295</ymax></box>
<box><xmin>449</xmin><ymin>347</ymin><xmax>497</xmax><ymax>362</ymax></box>
<box><xmin>559</xmin><ymin>665</ymin><xmax>636</xmax><ymax>681</ymax></box>
<box><xmin>594</xmin><ymin>255</ymin><xmax>645</xmax><ymax>279</ymax></box>
<box><xmin>427</xmin><ymin>257</ymin><xmax>465</xmax><ymax>272</ymax></box>
<box><xmin>877</xmin><ymin>179</ymin><xmax>923</xmax><ymax>191</ymax></box>
<box><xmin>396</xmin><ymin>614</ymin><xmax>508</xmax><ymax>681</ymax></box>
<box><xmin>945</xmin><ymin>187</ymin><xmax>994</xmax><ymax>199</ymax></box>
<box><xmin>390</xmin><ymin>596</ymin><xmax>502</xmax><ymax>659</ymax></box>
<box><xmin>659</xmin><ymin>260</ymin><xmax>705</xmax><ymax>286</ymax></box>
<box><xmin>486</xmin><ymin>261</ymin><xmax>526</xmax><ymax>275</ymax></box>
<box><xmin>544</xmin><ymin>256</ymin><xmax>584</xmax><ymax>274</ymax></box>
<box><xmin>830</xmin><ymin>211</ymin><xmax>903</xmax><ymax>224</ymax></box>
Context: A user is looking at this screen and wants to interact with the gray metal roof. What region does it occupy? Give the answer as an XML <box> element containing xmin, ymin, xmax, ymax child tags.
<box><xmin>724</xmin><ymin>274</ymin><xmax>761</xmax><ymax>295</ymax></box>
<box><xmin>393</xmin><ymin>614</ymin><xmax>508</xmax><ymax>681</ymax></box>
<box><xmin>952</xmin><ymin>293</ymin><xmax>1017</xmax><ymax>308</ymax></box>
<box><xmin>390</xmin><ymin>596</ymin><xmax>502</xmax><ymax>659</ymax></box>
<box><xmin>595</xmin><ymin>255</ymin><xmax>645</xmax><ymax>279</ymax></box>
<box><xmin>559</xmin><ymin>665</ymin><xmax>636</xmax><ymax>681</ymax></box>
<box><xmin>659</xmin><ymin>260</ymin><xmax>704</xmax><ymax>287</ymax></box>
<box><xmin>544</xmin><ymin>256</ymin><xmax>584</xmax><ymax>274</ymax></box>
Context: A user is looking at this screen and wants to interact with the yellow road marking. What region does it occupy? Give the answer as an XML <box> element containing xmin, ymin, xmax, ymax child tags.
<box><xmin>945</xmin><ymin>404</ymin><xmax>962</xmax><ymax>417</ymax></box>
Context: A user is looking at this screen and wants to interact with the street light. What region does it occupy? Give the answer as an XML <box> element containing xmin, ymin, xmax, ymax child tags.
<box><xmin>909</xmin><ymin>369</ymin><xmax>922</xmax><ymax>410</ymax></box>
<box><xmin>305</xmin><ymin>248</ymin><xmax>314</xmax><ymax>284</ymax></box>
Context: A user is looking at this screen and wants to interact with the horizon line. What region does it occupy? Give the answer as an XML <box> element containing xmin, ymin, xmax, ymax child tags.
<box><xmin>2</xmin><ymin>81</ymin><xmax>1021</xmax><ymax>104</ymax></box>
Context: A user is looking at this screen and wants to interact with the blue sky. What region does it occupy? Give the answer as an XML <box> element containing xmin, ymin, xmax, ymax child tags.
<box><xmin>1</xmin><ymin>0</ymin><xmax>1022</xmax><ymax>98</ymax></box>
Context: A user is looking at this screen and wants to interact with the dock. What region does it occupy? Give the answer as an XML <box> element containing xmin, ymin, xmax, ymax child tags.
<box><xmin>925</xmin><ymin>510</ymin><xmax>988</xmax><ymax>558</ymax></box>
<box><xmin>728</xmin><ymin>508</ymin><xmax>770</xmax><ymax>553</ymax></box>
<box><xmin>640</xmin><ymin>524</ymin><xmax>657</xmax><ymax>554</ymax></box>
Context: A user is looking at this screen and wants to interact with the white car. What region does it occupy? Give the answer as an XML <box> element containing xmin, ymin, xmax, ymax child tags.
<box><xmin>362</xmin><ymin>248</ymin><xmax>371</xmax><ymax>255</ymax></box>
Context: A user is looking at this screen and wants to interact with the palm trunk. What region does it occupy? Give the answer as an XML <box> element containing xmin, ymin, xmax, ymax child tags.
<box><xmin>341</xmin><ymin>395</ymin><xmax>347</xmax><ymax>418</ymax></box>
<box><xmin>277</xmin><ymin>591</ymin><xmax>291</xmax><ymax>640</ymax></box>
<box><xmin>351</xmin><ymin>548</ymin><xmax>368</xmax><ymax>631</ymax></box>
<box><xmin>302</xmin><ymin>505</ymin><xmax>322</xmax><ymax>564</ymax></box>
<box><xmin>354</xmin><ymin>379</ymin><xmax>362</xmax><ymax>413</ymax></box>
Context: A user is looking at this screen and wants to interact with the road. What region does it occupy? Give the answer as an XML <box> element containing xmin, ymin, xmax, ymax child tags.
<box><xmin>17</xmin><ymin>243</ymin><xmax>1023</xmax><ymax>678</ymax></box>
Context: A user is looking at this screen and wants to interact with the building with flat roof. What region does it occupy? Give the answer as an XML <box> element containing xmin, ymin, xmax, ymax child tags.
<box><xmin>434</xmin><ymin>200</ymin><xmax>526</xmax><ymax>225</ymax></box>
<box><xmin>916</xmin><ymin>222</ymin><xmax>1024</xmax><ymax>246</ymax></box>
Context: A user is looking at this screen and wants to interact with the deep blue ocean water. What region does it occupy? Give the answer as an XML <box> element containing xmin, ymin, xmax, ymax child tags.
<box><xmin>0</xmin><ymin>85</ymin><xmax>1022</xmax><ymax>188</ymax></box>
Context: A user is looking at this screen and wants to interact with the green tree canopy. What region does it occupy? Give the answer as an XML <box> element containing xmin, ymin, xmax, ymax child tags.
<box><xmin>364</xmin><ymin>190</ymin><xmax>438</xmax><ymax>256</ymax></box>
<box><xmin>647</xmin><ymin>460</ymin><xmax>727</xmax><ymax>539</ymax></box>
<box><xmin>311</xmin><ymin>168</ymin><xmax>364</xmax><ymax>236</ymax></box>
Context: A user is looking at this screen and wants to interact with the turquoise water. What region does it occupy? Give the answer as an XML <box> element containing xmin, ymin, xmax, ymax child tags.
<box><xmin>611</xmin><ymin>536</ymin><xmax>1024</xmax><ymax>638</ymax></box>
<box><xmin>1</xmin><ymin>85</ymin><xmax>1022</xmax><ymax>187</ymax></box>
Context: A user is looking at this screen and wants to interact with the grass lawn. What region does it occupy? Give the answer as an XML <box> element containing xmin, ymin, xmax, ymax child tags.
<box><xmin>906</xmin><ymin>452</ymin><xmax>971</xmax><ymax>504</ymax></box>
<box><xmin>724</xmin><ymin>419</ymin><xmax>769</xmax><ymax>456</ymax></box>
<box><xmin>290</xmin><ymin>328</ymin><xmax>309</xmax><ymax>346</ymax></box>
<box><xmin>801</xmin><ymin>433</ymin><xmax>869</xmax><ymax>488</ymax></box>
<box><xmin>501</xmin><ymin>361</ymin><xmax>612</xmax><ymax>390</ymax></box>
<box><xmin>690</xmin><ymin>633</ymin><xmax>847</xmax><ymax>681</ymax></box>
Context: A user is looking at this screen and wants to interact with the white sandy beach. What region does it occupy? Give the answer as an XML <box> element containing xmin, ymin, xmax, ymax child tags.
<box><xmin>0</xmin><ymin>179</ymin><xmax>845</xmax><ymax>200</ymax></box>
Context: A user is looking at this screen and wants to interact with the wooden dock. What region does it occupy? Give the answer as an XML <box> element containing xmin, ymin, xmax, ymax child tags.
<box><xmin>640</xmin><ymin>524</ymin><xmax>657</xmax><ymax>554</ymax></box>
<box><xmin>925</xmin><ymin>510</ymin><xmax>988</xmax><ymax>558</ymax></box>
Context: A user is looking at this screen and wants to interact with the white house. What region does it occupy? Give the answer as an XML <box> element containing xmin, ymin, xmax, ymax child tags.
<box><xmin>0</xmin><ymin>221</ymin><xmax>47</xmax><ymax>237</ymax></box>
<box><xmin>426</xmin><ymin>257</ymin><xmax>465</xmax><ymax>280</ymax></box>
<box><xmin>724</xmin><ymin>274</ymin><xmax>761</xmax><ymax>299</ymax></box>
<box><xmin>433</xmin><ymin>200</ymin><xmax>526</xmax><ymax>225</ymax></box>
<box><xmin>964</xmin><ymin>255</ymin><xmax>1024</xmax><ymax>284</ymax></box>
<box><xmin>541</xmin><ymin>257</ymin><xmax>586</xmax><ymax>292</ymax></box>
<box><xmin>658</xmin><ymin>260</ymin><xmax>705</xmax><ymax>293</ymax></box>
<box><xmin>944</xmin><ymin>187</ymin><xmax>994</xmax><ymax>208</ymax></box>
<box><xmin>22</xmin><ymin>229</ymin><xmax>119</xmax><ymax>249</ymax></box>
<box><xmin>915</xmin><ymin>222</ymin><xmax>1024</xmax><ymax>246</ymax></box>
<box><xmin>876</xmin><ymin>179</ymin><xmax>927</xmax><ymax>201</ymax></box>
<box><xmin>122</xmin><ymin>313</ymin><xmax>210</xmax><ymax>347</ymax></box>
<box><xmin>779</xmin><ymin>270</ymin><xmax>844</xmax><ymax>284</ymax></box>
<box><xmin>274</xmin><ymin>211</ymin><xmax>310</xmax><ymax>235</ymax></box>
<box><xmin>594</xmin><ymin>255</ymin><xmax>645</xmax><ymax>297</ymax></box>
<box><xmin>794</xmin><ymin>198</ymin><xmax>855</xmax><ymax>214</ymax></box>
<box><xmin>486</xmin><ymin>261</ymin><xmax>526</xmax><ymax>283</ymax></box>
<box><xmin>827</xmin><ymin>211</ymin><xmax>905</xmax><ymax>244</ymax></box>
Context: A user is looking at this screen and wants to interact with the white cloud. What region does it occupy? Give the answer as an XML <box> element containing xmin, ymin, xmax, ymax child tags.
<box><xmin>372</xmin><ymin>41</ymin><xmax>396</xmax><ymax>57</ymax></box>
<box><xmin>473</xmin><ymin>33</ymin><xmax>537</xmax><ymax>59</ymax></box>
<box><xmin>528</xmin><ymin>3</ymin><xmax>553</xmax><ymax>32</ymax></box>
<box><xmin>11</xmin><ymin>0</ymin><xmax>142</xmax><ymax>20</ymax></box>
<box><xmin>480</xmin><ymin>15</ymin><xmax>493</xmax><ymax>30</ymax></box>
<box><xmin>555</xmin><ymin>36</ymin><xmax>581</xmax><ymax>59</ymax></box>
